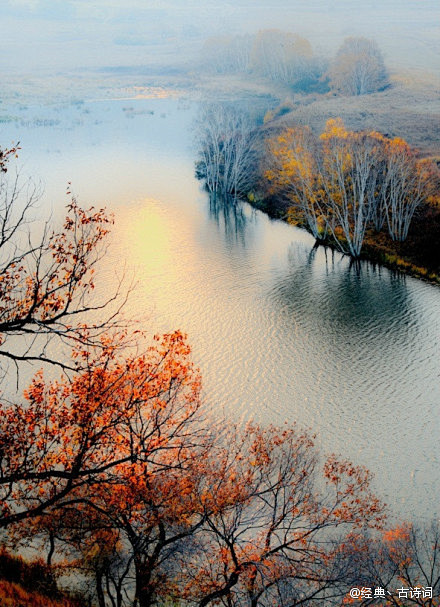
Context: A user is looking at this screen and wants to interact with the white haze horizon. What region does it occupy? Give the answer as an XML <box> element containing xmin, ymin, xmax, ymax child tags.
<box><xmin>1</xmin><ymin>0</ymin><xmax>439</xmax><ymax>76</ymax></box>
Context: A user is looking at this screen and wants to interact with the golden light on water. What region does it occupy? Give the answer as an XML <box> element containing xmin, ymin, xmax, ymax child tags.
<box><xmin>127</xmin><ymin>200</ymin><xmax>172</xmax><ymax>272</ymax></box>
<box><xmin>112</xmin><ymin>196</ymin><xmax>202</xmax><ymax>335</ymax></box>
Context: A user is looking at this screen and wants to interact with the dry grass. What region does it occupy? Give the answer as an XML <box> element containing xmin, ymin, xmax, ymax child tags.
<box><xmin>189</xmin><ymin>65</ymin><xmax>440</xmax><ymax>158</ymax></box>
<box><xmin>0</xmin><ymin>580</ymin><xmax>83</xmax><ymax>607</ymax></box>
<box><xmin>0</xmin><ymin>549</ymin><xmax>84</xmax><ymax>607</ymax></box>
<box><xmin>271</xmin><ymin>69</ymin><xmax>440</xmax><ymax>158</ymax></box>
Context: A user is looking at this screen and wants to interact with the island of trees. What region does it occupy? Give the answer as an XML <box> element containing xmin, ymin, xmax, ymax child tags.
<box><xmin>0</xmin><ymin>146</ymin><xmax>440</xmax><ymax>606</ymax></box>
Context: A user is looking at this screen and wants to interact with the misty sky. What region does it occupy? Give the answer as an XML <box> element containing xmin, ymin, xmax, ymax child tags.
<box><xmin>1</xmin><ymin>0</ymin><xmax>439</xmax><ymax>74</ymax></box>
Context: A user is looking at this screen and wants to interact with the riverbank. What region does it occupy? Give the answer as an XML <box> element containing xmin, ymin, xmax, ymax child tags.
<box><xmin>191</xmin><ymin>65</ymin><xmax>440</xmax><ymax>284</ymax></box>
<box><xmin>249</xmin><ymin>193</ymin><xmax>440</xmax><ymax>285</ymax></box>
<box><xmin>2</xmin><ymin>66</ymin><xmax>438</xmax><ymax>285</ymax></box>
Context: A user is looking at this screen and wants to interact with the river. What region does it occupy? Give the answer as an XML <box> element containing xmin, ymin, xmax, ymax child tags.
<box><xmin>1</xmin><ymin>94</ymin><xmax>439</xmax><ymax>521</ymax></box>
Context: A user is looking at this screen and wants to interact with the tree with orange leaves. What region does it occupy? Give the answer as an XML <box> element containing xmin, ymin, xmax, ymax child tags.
<box><xmin>8</xmin><ymin>409</ymin><xmax>385</xmax><ymax>607</ymax></box>
<box><xmin>171</xmin><ymin>425</ymin><xmax>384</xmax><ymax>607</ymax></box>
<box><xmin>0</xmin><ymin>329</ymin><xmax>203</xmax><ymax>532</ymax></box>
<box><xmin>317</xmin><ymin>119</ymin><xmax>386</xmax><ymax>257</ymax></box>
<box><xmin>345</xmin><ymin>522</ymin><xmax>440</xmax><ymax>606</ymax></box>
<box><xmin>0</xmin><ymin>146</ymin><xmax>125</xmax><ymax>381</ymax></box>
<box><xmin>266</xmin><ymin>119</ymin><xmax>386</xmax><ymax>256</ymax></box>
<box><xmin>382</xmin><ymin>139</ymin><xmax>437</xmax><ymax>242</ymax></box>
<box><xmin>265</xmin><ymin>120</ymin><xmax>437</xmax><ymax>257</ymax></box>
<box><xmin>48</xmin><ymin>445</ymin><xmax>211</xmax><ymax>607</ymax></box>
<box><xmin>265</xmin><ymin>124</ymin><xmax>327</xmax><ymax>241</ymax></box>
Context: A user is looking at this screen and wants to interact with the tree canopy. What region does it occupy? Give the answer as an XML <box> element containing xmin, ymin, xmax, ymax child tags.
<box><xmin>329</xmin><ymin>37</ymin><xmax>388</xmax><ymax>96</ymax></box>
<box><xmin>265</xmin><ymin>119</ymin><xmax>437</xmax><ymax>257</ymax></box>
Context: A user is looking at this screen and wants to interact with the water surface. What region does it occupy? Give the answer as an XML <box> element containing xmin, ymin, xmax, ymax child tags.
<box><xmin>2</xmin><ymin>97</ymin><xmax>439</xmax><ymax>520</ymax></box>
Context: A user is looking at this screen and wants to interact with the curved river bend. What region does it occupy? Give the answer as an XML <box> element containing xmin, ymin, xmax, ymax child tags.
<box><xmin>3</xmin><ymin>95</ymin><xmax>439</xmax><ymax>520</ymax></box>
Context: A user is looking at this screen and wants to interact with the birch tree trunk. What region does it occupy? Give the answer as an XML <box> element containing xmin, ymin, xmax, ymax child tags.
<box><xmin>195</xmin><ymin>104</ymin><xmax>257</xmax><ymax>200</ymax></box>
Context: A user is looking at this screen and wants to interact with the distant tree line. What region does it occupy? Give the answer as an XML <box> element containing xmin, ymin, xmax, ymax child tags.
<box><xmin>199</xmin><ymin>31</ymin><xmax>388</xmax><ymax>96</ymax></box>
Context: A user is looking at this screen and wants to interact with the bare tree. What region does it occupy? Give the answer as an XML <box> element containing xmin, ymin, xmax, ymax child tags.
<box><xmin>382</xmin><ymin>140</ymin><xmax>437</xmax><ymax>241</ymax></box>
<box><xmin>329</xmin><ymin>37</ymin><xmax>388</xmax><ymax>95</ymax></box>
<box><xmin>200</xmin><ymin>35</ymin><xmax>253</xmax><ymax>74</ymax></box>
<box><xmin>250</xmin><ymin>30</ymin><xmax>315</xmax><ymax>87</ymax></box>
<box><xmin>195</xmin><ymin>104</ymin><xmax>258</xmax><ymax>200</ymax></box>
<box><xmin>177</xmin><ymin>425</ymin><xmax>383</xmax><ymax>607</ymax></box>
<box><xmin>318</xmin><ymin>120</ymin><xmax>385</xmax><ymax>257</ymax></box>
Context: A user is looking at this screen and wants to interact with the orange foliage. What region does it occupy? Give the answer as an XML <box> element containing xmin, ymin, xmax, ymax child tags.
<box><xmin>0</xmin><ymin>145</ymin><xmax>20</xmax><ymax>173</ymax></box>
<box><xmin>0</xmin><ymin>199</ymin><xmax>112</xmax><ymax>333</ymax></box>
<box><xmin>382</xmin><ymin>524</ymin><xmax>411</xmax><ymax>545</ymax></box>
<box><xmin>7</xmin><ymin>409</ymin><xmax>386</xmax><ymax>606</ymax></box>
<box><xmin>176</xmin><ymin>425</ymin><xmax>384</xmax><ymax>606</ymax></box>
<box><xmin>0</xmin><ymin>330</ymin><xmax>202</xmax><ymax>528</ymax></box>
<box><xmin>265</xmin><ymin>119</ymin><xmax>438</xmax><ymax>255</ymax></box>
<box><xmin>0</xmin><ymin>146</ymin><xmax>123</xmax><ymax>376</ymax></box>
<box><xmin>0</xmin><ymin>547</ymin><xmax>82</xmax><ymax>607</ymax></box>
